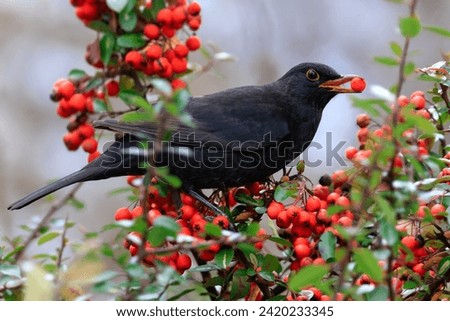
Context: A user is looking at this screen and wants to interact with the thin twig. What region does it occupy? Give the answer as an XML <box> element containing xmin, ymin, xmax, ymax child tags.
<box><xmin>56</xmin><ymin>215</ymin><xmax>70</xmax><ymax>270</ymax></box>
<box><xmin>14</xmin><ymin>183</ymin><xmax>83</xmax><ymax>261</ymax></box>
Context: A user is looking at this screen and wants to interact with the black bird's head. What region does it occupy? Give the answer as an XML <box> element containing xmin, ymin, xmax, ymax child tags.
<box><xmin>280</xmin><ymin>62</ymin><xmax>363</xmax><ymax>110</ymax></box>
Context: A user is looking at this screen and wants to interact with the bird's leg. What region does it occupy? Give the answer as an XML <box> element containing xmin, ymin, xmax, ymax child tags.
<box><xmin>184</xmin><ymin>186</ymin><xmax>227</xmax><ymax>216</ymax></box>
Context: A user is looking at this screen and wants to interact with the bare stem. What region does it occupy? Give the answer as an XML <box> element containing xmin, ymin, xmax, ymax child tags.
<box><xmin>14</xmin><ymin>183</ymin><xmax>83</xmax><ymax>261</ymax></box>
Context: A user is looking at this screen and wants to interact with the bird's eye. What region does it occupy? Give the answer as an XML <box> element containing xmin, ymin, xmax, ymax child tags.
<box><xmin>306</xmin><ymin>69</ymin><xmax>320</xmax><ymax>81</ymax></box>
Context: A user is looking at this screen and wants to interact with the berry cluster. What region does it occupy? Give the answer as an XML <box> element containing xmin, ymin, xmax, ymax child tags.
<box><xmin>116</xmin><ymin>177</ymin><xmax>266</xmax><ymax>274</ymax></box>
<box><xmin>52</xmin><ymin>1</ymin><xmax>203</xmax><ymax>161</ymax></box>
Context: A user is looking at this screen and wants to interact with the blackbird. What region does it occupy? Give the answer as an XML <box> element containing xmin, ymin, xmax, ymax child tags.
<box><xmin>8</xmin><ymin>62</ymin><xmax>361</xmax><ymax>211</ymax></box>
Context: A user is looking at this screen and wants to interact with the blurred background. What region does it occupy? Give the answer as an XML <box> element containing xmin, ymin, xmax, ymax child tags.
<box><xmin>0</xmin><ymin>0</ymin><xmax>448</xmax><ymax>252</ymax></box>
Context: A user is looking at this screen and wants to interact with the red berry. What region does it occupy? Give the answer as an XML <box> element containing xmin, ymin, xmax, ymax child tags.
<box><xmin>335</xmin><ymin>196</ymin><xmax>350</xmax><ymax>208</ymax></box>
<box><xmin>87</xmin><ymin>151</ymin><xmax>100</xmax><ymax>162</ymax></box>
<box><xmin>176</xmin><ymin>253</ymin><xmax>192</xmax><ymax>271</ymax></box>
<box><xmin>172</xmin><ymin>6</ymin><xmax>187</xmax><ymax>25</ymax></box>
<box><xmin>401</xmin><ymin>235</ymin><xmax>418</xmax><ymax>250</ymax></box>
<box><xmin>430</xmin><ymin>203</ymin><xmax>446</xmax><ymax>220</ymax></box>
<box><xmin>276</xmin><ymin>210</ymin><xmax>292</xmax><ymax>228</ymax></box>
<box><xmin>187</xmin><ymin>17</ymin><xmax>201</xmax><ymax>30</ymax></box>
<box><xmin>331</xmin><ymin>170</ymin><xmax>348</xmax><ymax>187</ymax></box>
<box><xmin>350</xmin><ymin>77</ymin><xmax>366</xmax><ymax>92</ymax></box>
<box><xmin>411</xmin><ymin>95</ymin><xmax>425</xmax><ymax>109</ymax></box>
<box><xmin>131</xmin><ymin>206</ymin><xmax>143</xmax><ymax>218</ymax></box>
<box><xmin>68</xmin><ymin>93</ymin><xmax>86</xmax><ymax>112</ymax></box>
<box><xmin>56</xmin><ymin>99</ymin><xmax>73</xmax><ymax>118</ymax></box>
<box><xmin>174</xmin><ymin>44</ymin><xmax>189</xmax><ymax>58</ymax></box>
<box><xmin>161</xmin><ymin>25</ymin><xmax>175</xmax><ymax>38</ymax></box>
<box><xmin>181</xmin><ymin>194</ymin><xmax>196</xmax><ymax>206</ymax></box>
<box><xmin>306</xmin><ymin>196</ymin><xmax>321</xmax><ymax>212</ymax></box>
<box><xmin>187</xmin><ymin>2</ymin><xmax>201</xmax><ymax>15</ymax></box>
<box><xmin>345</xmin><ymin>146</ymin><xmax>358</xmax><ymax>160</ymax></box>
<box><xmin>213</xmin><ymin>215</ymin><xmax>229</xmax><ymax>229</ymax></box>
<box><xmin>337</xmin><ymin>216</ymin><xmax>352</xmax><ymax>227</ymax></box>
<box><xmin>115</xmin><ymin>207</ymin><xmax>132</xmax><ymax>221</ymax></box>
<box><xmin>58</xmin><ymin>80</ymin><xmax>76</xmax><ymax>100</ymax></box>
<box><xmin>147</xmin><ymin>209</ymin><xmax>162</xmax><ymax>225</ymax></box>
<box><xmin>125</xmin><ymin>51</ymin><xmax>144</xmax><ymax>69</ymax></box>
<box><xmin>356</xmin><ymin>113</ymin><xmax>371</xmax><ymax>128</ymax></box>
<box><xmin>416</xmin><ymin>109</ymin><xmax>431</xmax><ymax>119</ymax></box>
<box><xmin>171</xmin><ymin>57</ymin><xmax>188</xmax><ymax>73</ymax></box>
<box><xmin>267</xmin><ymin>201</ymin><xmax>284</xmax><ymax>219</ymax></box>
<box><xmin>143</xmin><ymin>24</ymin><xmax>160</xmax><ymax>40</ymax></box>
<box><xmin>181</xmin><ymin>205</ymin><xmax>196</xmax><ymax>221</ymax></box>
<box><xmin>81</xmin><ymin>137</ymin><xmax>98</xmax><ymax>153</ymax></box>
<box><xmin>63</xmin><ymin>132</ymin><xmax>82</xmax><ymax>151</ymax></box>
<box><xmin>186</xmin><ymin>36</ymin><xmax>201</xmax><ymax>51</ymax></box>
<box><xmin>106</xmin><ymin>80</ymin><xmax>120</xmax><ymax>96</ymax></box>
<box><xmin>410</xmin><ymin>90</ymin><xmax>424</xmax><ymax>99</ymax></box>
<box><xmin>78</xmin><ymin>123</ymin><xmax>95</xmax><ymax>138</ymax></box>
<box><xmin>397</xmin><ymin>95</ymin><xmax>409</xmax><ymax>107</ymax></box>
<box><xmin>294</xmin><ymin>244</ymin><xmax>311</xmax><ymax>259</ymax></box>
<box><xmin>156</xmin><ymin>8</ymin><xmax>173</xmax><ymax>25</ymax></box>
<box><xmin>171</xmin><ymin>79</ymin><xmax>187</xmax><ymax>90</ymax></box>
<box><xmin>146</xmin><ymin>44</ymin><xmax>163</xmax><ymax>60</ymax></box>
<box><xmin>357</xmin><ymin>127</ymin><xmax>369</xmax><ymax>143</ymax></box>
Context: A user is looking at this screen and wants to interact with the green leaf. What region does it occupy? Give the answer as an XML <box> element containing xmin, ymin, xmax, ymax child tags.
<box><xmin>237</xmin><ymin>243</ymin><xmax>258</xmax><ymax>256</ymax></box>
<box><xmin>148</xmin><ymin>216</ymin><xmax>180</xmax><ymax>246</ymax></box>
<box><xmin>230</xmin><ymin>274</ymin><xmax>249</xmax><ymax>300</ymax></box>
<box><xmin>403</xmin><ymin>110</ymin><xmax>437</xmax><ymax>135</ymax></box>
<box><xmin>189</xmin><ymin>264</ymin><xmax>221</xmax><ymax>273</ymax></box>
<box><xmin>274</xmin><ymin>181</ymin><xmax>298</xmax><ymax>202</ymax></box>
<box><xmin>374</xmin><ymin>56</ymin><xmax>399</xmax><ymax>66</ymax></box>
<box><xmin>37</xmin><ymin>232</ymin><xmax>60</xmax><ymax>245</ymax></box>
<box><xmin>399</xmin><ymin>16</ymin><xmax>421</xmax><ymax>38</ymax></box>
<box><xmin>233</xmin><ymin>193</ymin><xmax>264</xmax><ymax>207</ymax></box>
<box><xmin>119</xmin><ymin>90</ymin><xmax>153</xmax><ymax>110</ymax></box>
<box><xmin>269</xmin><ymin>236</ymin><xmax>292</xmax><ymax>247</ymax></box>
<box><xmin>437</xmin><ymin>256</ymin><xmax>450</xmax><ymax>276</ymax></box>
<box><xmin>318</xmin><ymin>231</ymin><xmax>336</xmax><ymax>262</ymax></box>
<box><xmin>87</xmin><ymin>20</ymin><xmax>111</xmax><ymax>33</ymax></box>
<box><xmin>205</xmin><ymin>223</ymin><xmax>222</xmax><ymax>237</ymax></box>
<box><xmin>379</xmin><ymin>219</ymin><xmax>399</xmax><ymax>246</ymax></box>
<box><xmin>366</xmin><ymin>286</ymin><xmax>389</xmax><ymax>301</ymax></box>
<box><xmin>424</xmin><ymin>25</ymin><xmax>450</xmax><ymax>38</ymax></box>
<box><xmin>261</xmin><ymin>254</ymin><xmax>282</xmax><ymax>273</ymax></box>
<box><xmin>0</xmin><ymin>264</ymin><xmax>21</xmax><ymax>278</ymax></box>
<box><xmin>100</xmin><ymin>32</ymin><xmax>115</xmax><ymax>65</ymax></box>
<box><xmin>68</xmin><ymin>198</ymin><xmax>85</xmax><ymax>210</ymax></box>
<box><xmin>215</xmin><ymin>248</ymin><xmax>234</xmax><ymax>269</ymax></box>
<box><xmin>154</xmin><ymin>167</ymin><xmax>182</xmax><ymax>188</ymax></box>
<box><xmin>353</xmin><ymin>248</ymin><xmax>383</xmax><ymax>282</ymax></box>
<box><xmin>245</xmin><ymin>222</ymin><xmax>260</xmax><ymax>237</ymax></box>
<box><xmin>106</xmin><ymin>0</ymin><xmax>127</xmax><ymax>12</ymax></box>
<box><xmin>119</xmin><ymin>10</ymin><xmax>137</xmax><ymax>32</ymax></box>
<box><xmin>68</xmin><ymin>69</ymin><xmax>87</xmax><ymax>82</ymax></box>
<box><xmin>258</xmin><ymin>271</ymin><xmax>275</xmax><ymax>282</ymax></box>
<box><xmin>93</xmin><ymin>98</ymin><xmax>109</xmax><ymax>112</ymax></box>
<box><xmin>404</xmin><ymin>61</ymin><xmax>416</xmax><ymax>75</ymax></box>
<box><xmin>288</xmin><ymin>265</ymin><xmax>329</xmax><ymax>291</ymax></box>
<box><xmin>374</xmin><ymin>195</ymin><xmax>396</xmax><ymax>224</ymax></box>
<box><xmin>153</xmin><ymin>216</ymin><xmax>180</xmax><ymax>236</ymax></box>
<box><xmin>84</xmin><ymin>77</ymin><xmax>104</xmax><ymax>92</ymax></box>
<box><xmin>150</xmin><ymin>79</ymin><xmax>173</xmax><ymax>97</ymax></box>
<box><xmin>122</xmin><ymin>110</ymin><xmax>154</xmax><ymax>122</ymax></box>
<box><xmin>390</xmin><ymin>41</ymin><xmax>402</xmax><ymax>57</ymax></box>
<box><xmin>116</xmin><ymin>33</ymin><xmax>146</xmax><ymax>49</ymax></box>
<box><xmin>149</xmin><ymin>0</ymin><xmax>165</xmax><ymax>18</ymax></box>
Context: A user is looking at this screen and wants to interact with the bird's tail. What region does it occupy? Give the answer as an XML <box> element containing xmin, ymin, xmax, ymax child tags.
<box><xmin>8</xmin><ymin>168</ymin><xmax>99</xmax><ymax>210</ymax></box>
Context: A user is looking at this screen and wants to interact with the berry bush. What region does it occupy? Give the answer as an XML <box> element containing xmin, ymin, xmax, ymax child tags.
<box><xmin>1</xmin><ymin>0</ymin><xmax>449</xmax><ymax>301</ymax></box>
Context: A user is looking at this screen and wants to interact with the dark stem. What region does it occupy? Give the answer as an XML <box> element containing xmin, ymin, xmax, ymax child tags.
<box><xmin>14</xmin><ymin>183</ymin><xmax>83</xmax><ymax>261</ymax></box>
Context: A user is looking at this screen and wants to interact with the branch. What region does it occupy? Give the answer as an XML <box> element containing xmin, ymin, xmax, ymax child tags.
<box><xmin>14</xmin><ymin>183</ymin><xmax>83</xmax><ymax>261</ymax></box>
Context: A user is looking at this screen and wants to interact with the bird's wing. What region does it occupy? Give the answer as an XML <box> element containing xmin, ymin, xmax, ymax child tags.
<box><xmin>94</xmin><ymin>85</ymin><xmax>291</xmax><ymax>149</ymax></box>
